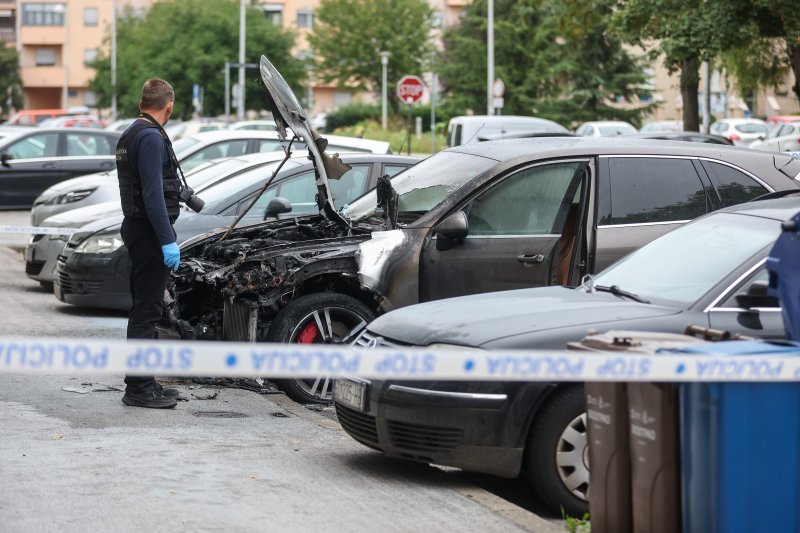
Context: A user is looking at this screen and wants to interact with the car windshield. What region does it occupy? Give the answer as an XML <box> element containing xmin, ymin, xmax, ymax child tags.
<box><xmin>196</xmin><ymin>160</ymin><xmax>294</xmax><ymax>210</ymax></box>
<box><xmin>173</xmin><ymin>137</ymin><xmax>201</xmax><ymax>156</ymax></box>
<box><xmin>186</xmin><ymin>158</ymin><xmax>258</xmax><ymax>191</ymax></box>
<box><xmin>342</xmin><ymin>151</ymin><xmax>496</xmax><ymax>222</ymax></box>
<box><xmin>588</xmin><ymin>213</ymin><xmax>780</xmax><ymax>307</ymax></box>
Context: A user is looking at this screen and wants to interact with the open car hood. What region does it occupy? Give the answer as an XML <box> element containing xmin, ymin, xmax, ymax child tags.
<box><xmin>258</xmin><ymin>55</ymin><xmax>350</xmax><ymax>226</ymax></box>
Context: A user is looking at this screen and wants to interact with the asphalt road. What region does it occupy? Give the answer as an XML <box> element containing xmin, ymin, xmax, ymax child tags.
<box><xmin>0</xmin><ymin>212</ymin><xmax>563</xmax><ymax>533</ymax></box>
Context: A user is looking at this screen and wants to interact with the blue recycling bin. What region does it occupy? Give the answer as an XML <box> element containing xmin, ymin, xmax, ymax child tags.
<box><xmin>766</xmin><ymin>208</ymin><xmax>800</xmax><ymax>341</ymax></box>
<box><xmin>675</xmin><ymin>340</ymin><xmax>800</xmax><ymax>533</ymax></box>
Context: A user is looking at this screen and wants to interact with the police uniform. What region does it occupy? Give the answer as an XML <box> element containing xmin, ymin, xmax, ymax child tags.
<box><xmin>116</xmin><ymin>115</ymin><xmax>181</xmax><ymax>397</ymax></box>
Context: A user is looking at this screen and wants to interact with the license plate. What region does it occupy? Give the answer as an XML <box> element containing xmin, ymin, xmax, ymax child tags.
<box><xmin>24</xmin><ymin>247</ymin><xmax>34</xmax><ymax>262</ymax></box>
<box><xmin>334</xmin><ymin>378</ymin><xmax>367</xmax><ymax>412</ymax></box>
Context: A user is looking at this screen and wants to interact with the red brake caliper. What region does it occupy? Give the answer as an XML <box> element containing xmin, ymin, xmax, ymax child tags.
<box><xmin>296</xmin><ymin>322</ymin><xmax>319</xmax><ymax>344</ymax></box>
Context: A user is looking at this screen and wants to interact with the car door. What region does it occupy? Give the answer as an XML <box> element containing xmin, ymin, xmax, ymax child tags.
<box><xmin>594</xmin><ymin>156</ymin><xmax>715</xmax><ymax>272</ymax></box>
<box><xmin>419</xmin><ymin>160</ymin><xmax>590</xmax><ymax>302</ymax></box>
<box><xmin>61</xmin><ymin>132</ymin><xmax>116</xmax><ymax>178</ymax></box>
<box><xmin>0</xmin><ymin>132</ymin><xmax>64</xmax><ymax>209</ymax></box>
<box><xmin>707</xmin><ymin>266</ymin><xmax>784</xmax><ymax>338</ymax></box>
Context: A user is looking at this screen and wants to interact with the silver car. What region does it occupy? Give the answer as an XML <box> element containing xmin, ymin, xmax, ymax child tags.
<box><xmin>31</xmin><ymin>129</ymin><xmax>391</xmax><ymax>225</ymax></box>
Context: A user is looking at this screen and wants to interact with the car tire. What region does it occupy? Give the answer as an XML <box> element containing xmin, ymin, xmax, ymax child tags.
<box><xmin>266</xmin><ymin>292</ymin><xmax>375</xmax><ymax>404</ymax></box>
<box><xmin>524</xmin><ymin>385</ymin><xmax>589</xmax><ymax>517</ymax></box>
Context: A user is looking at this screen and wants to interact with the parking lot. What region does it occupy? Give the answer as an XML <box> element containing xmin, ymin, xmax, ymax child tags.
<box><xmin>0</xmin><ymin>210</ymin><xmax>563</xmax><ymax>532</ymax></box>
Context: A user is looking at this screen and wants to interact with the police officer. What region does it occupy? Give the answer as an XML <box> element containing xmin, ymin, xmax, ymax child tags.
<box><xmin>117</xmin><ymin>79</ymin><xmax>182</xmax><ymax>409</ymax></box>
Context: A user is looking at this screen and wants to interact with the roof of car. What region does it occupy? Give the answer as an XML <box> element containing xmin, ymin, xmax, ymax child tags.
<box><xmin>449</xmin><ymin>135</ymin><xmax>787</xmax><ymax>163</ymax></box>
<box><xmin>0</xmin><ymin>127</ymin><xmax>121</xmax><ymax>146</ymax></box>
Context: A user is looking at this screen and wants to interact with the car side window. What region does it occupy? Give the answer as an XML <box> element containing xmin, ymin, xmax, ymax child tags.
<box><xmin>257</xmin><ymin>139</ymin><xmax>308</xmax><ymax>153</ymax></box>
<box><xmin>66</xmin><ymin>133</ymin><xmax>112</xmax><ymax>156</ymax></box>
<box><xmin>239</xmin><ymin>170</ymin><xmax>316</xmax><ymax>217</ymax></box>
<box><xmin>718</xmin><ymin>268</ymin><xmax>773</xmax><ymax>308</ymax></box>
<box><xmin>603</xmin><ymin>157</ymin><xmax>709</xmax><ymax>225</ymax></box>
<box><xmin>180</xmin><ymin>140</ymin><xmax>250</xmax><ymax>172</ymax></box>
<box><xmin>382</xmin><ymin>164</ymin><xmax>410</xmax><ymax>178</ymax></box>
<box><xmin>702</xmin><ymin>161</ymin><xmax>768</xmax><ymax>207</ymax></box>
<box><xmin>467</xmin><ymin>161</ymin><xmax>584</xmax><ymax>236</ymax></box>
<box><xmin>6</xmin><ymin>133</ymin><xmax>59</xmax><ymax>159</ymax></box>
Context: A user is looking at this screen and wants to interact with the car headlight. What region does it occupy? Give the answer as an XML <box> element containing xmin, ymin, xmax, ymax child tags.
<box><xmin>74</xmin><ymin>226</ymin><xmax>124</xmax><ymax>254</ymax></box>
<box><xmin>45</xmin><ymin>188</ymin><xmax>97</xmax><ymax>206</ymax></box>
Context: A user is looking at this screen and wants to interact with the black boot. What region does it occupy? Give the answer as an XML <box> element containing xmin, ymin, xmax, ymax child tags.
<box><xmin>122</xmin><ymin>380</ymin><xmax>177</xmax><ymax>409</ymax></box>
<box><xmin>154</xmin><ymin>381</ymin><xmax>180</xmax><ymax>398</ymax></box>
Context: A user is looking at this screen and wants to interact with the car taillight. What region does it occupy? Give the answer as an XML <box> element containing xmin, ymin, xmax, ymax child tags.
<box><xmin>729</xmin><ymin>133</ymin><xmax>741</xmax><ymax>142</ymax></box>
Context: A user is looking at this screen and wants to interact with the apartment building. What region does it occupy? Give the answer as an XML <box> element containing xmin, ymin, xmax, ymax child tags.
<box><xmin>14</xmin><ymin>0</ymin><xmax>153</xmax><ymax>110</ymax></box>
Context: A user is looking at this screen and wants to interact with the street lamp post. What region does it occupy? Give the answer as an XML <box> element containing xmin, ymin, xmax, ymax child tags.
<box><xmin>238</xmin><ymin>0</ymin><xmax>246</xmax><ymax>119</ymax></box>
<box><xmin>54</xmin><ymin>3</ymin><xmax>68</xmax><ymax>108</ymax></box>
<box><xmin>111</xmin><ymin>0</ymin><xmax>117</xmax><ymax>121</ymax></box>
<box><xmin>486</xmin><ymin>0</ymin><xmax>494</xmax><ymax>116</ymax></box>
<box><xmin>380</xmin><ymin>51</ymin><xmax>390</xmax><ymax>130</ymax></box>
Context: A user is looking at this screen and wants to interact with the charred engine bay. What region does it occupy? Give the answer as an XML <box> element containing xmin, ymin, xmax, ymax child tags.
<box><xmin>164</xmin><ymin>216</ymin><xmax>376</xmax><ymax>340</ymax></box>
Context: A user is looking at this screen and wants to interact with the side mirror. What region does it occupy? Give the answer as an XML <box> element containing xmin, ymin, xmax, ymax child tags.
<box><xmin>734</xmin><ymin>280</ymin><xmax>779</xmax><ymax>309</ymax></box>
<box><xmin>434</xmin><ymin>211</ymin><xmax>468</xmax><ymax>250</ymax></box>
<box><xmin>264</xmin><ymin>197</ymin><xmax>292</xmax><ymax>219</ymax></box>
<box><xmin>1</xmin><ymin>152</ymin><xmax>11</xmax><ymax>167</ymax></box>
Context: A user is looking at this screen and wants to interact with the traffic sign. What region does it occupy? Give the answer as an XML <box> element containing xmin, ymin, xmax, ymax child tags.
<box><xmin>396</xmin><ymin>75</ymin><xmax>426</xmax><ymax>104</ymax></box>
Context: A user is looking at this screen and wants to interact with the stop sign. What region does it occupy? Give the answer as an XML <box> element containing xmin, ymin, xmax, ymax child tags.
<box><xmin>396</xmin><ymin>75</ymin><xmax>426</xmax><ymax>104</ymax></box>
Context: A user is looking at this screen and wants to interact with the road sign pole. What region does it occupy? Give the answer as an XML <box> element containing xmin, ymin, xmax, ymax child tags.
<box><xmin>224</xmin><ymin>62</ymin><xmax>230</xmax><ymax>121</ymax></box>
<box><xmin>407</xmin><ymin>103</ymin><xmax>412</xmax><ymax>155</ymax></box>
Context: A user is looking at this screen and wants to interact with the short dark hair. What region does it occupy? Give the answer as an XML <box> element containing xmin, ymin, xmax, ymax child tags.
<box><xmin>140</xmin><ymin>78</ymin><xmax>174</xmax><ymax>110</ymax></box>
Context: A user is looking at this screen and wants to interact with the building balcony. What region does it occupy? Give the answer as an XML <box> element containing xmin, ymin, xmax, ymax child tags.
<box><xmin>0</xmin><ymin>28</ymin><xmax>14</xmax><ymax>44</ymax></box>
<box><xmin>21</xmin><ymin>66</ymin><xmax>65</xmax><ymax>88</ymax></box>
<box><xmin>20</xmin><ymin>26</ymin><xmax>64</xmax><ymax>45</ymax></box>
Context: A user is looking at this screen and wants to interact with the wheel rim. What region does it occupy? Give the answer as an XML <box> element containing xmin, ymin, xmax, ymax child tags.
<box><xmin>555</xmin><ymin>412</ymin><xmax>589</xmax><ymax>502</ymax></box>
<box><xmin>288</xmin><ymin>306</ymin><xmax>368</xmax><ymax>401</ymax></box>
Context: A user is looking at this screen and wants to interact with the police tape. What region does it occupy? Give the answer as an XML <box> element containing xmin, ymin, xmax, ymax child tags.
<box><xmin>0</xmin><ymin>225</ymin><xmax>76</xmax><ymax>236</ymax></box>
<box><xmin>1</xmin><ymin>336</ymin><xmax>800</xmax><ymax>382</ymax></box>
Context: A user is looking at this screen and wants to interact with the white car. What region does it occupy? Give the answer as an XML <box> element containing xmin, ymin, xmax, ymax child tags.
<box><xmin>709</xmin><ymin>118</ymin><xmax>768</xmax><ymax>146</ymax></box>
<box><xmin>639</xmin><ymin>120</ymin><xmax>683</xmax><ymax>132</ymax></box>
<box><xmin>228</xmin><ymin>119</ymin><xmax>276</xmax><ymax>131</ymax></box>
<box><xmin>575</xmin><ymin>120</ymin><xmax>637</xmax><ymax>137</ymax></box>
<box><xmin>31</xmin><ymin>129</ymin><xmax>391</xmax><ymax>225</ymax></box>
<box><xmin>749</xmin><ymin>132</ymin><xmax>800</xmax><ymax>153</ymax></box>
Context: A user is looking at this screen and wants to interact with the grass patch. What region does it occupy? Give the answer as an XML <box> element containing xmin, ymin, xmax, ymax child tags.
<box><xmin>330</xmin><ymin>119</ymin><xmax>447</xmax><ymax>156</ymax></box>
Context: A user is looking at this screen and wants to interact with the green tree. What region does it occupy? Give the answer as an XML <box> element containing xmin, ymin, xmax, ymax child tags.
<box><xmin>611</xmin><ymin>0</ymin><xmax>749</xmax><ymax>131</ymax></box>
<box><xmin>438</xmin><ymin>0</ymin><xmax>651</xmax><ymax>127</ymax></box>
<box><xmin>89</xmin><ymin>0</ymin><xmax>303</xmax><ymax>119</ymax></box>
<box><xmin>0</xmin><ymin>41</ymin><xmax>23</xmax><ymax>117</ymax></box>
<box><xmin>308</xmin><ymin>0</ymin><xmax>435</xmax><ymax>112</ymax></box>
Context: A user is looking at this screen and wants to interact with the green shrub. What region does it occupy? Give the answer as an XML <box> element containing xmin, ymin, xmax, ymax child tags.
<box><xmin>325</xmin><ymin>102</ymin><xmax>381</xmax><ymax>131</ymax></box>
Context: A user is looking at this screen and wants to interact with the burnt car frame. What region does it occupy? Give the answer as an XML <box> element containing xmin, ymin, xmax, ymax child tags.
<box><xmin>158</xmin><ymin>59</ymin><xmax>800</xmax><ymax>405</ymax></box>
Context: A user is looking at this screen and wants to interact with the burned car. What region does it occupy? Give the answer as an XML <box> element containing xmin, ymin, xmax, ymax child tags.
<box><xmin>158</xmin><ymin>56</ymin><xmax>800</xmax><ymax>404</ymax></box>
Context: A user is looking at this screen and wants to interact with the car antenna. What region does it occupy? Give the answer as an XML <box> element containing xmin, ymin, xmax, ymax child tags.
<box><xmin>464</xmin><ymin>122</ymin><xmax>487</xmax><ymax>145</ymax></box>
<box><xmin>217</xmin><ymin>137</ymin><xmax>297</xmax><ymax>242</ymax></box>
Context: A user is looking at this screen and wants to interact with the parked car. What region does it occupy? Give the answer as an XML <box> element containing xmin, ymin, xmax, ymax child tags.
<box><xmin>228</xmin><ymin>119</ymin><xmax>277</xmax><ymax>131</ymax></box>
<box><xmin>4</xmin><ymin>108</ymin><xmax>71</xmax><ymax>126</ymax></box>
<box><xmin>0</xmin><ymin>125</ymin><xmax>35</xmax><ymax>140</ymax></box>
<box><xmin>163</xmin><ymin>119</ymin><xmax>227</xmax><ymax>140</ymax></box>
<box><xmin>709</xmin><ymin>118</ymin><xmax>768</xmax><ymax>146</ymax></box>
<box><xmin>446</xmin><ymin>115</ymin><xmax>568</xmax><ymax>147</ymax></box>
<box><xmin>37</xmin><ymin>115</ymin><xmax>103</xmax><ymax>129</ymax></box>
<box><xmin>31</xmin><ymin>129</ymin><xmax>390</xmax><ymax>225</ymax></box>
<box><xmin>104</xmin><ymin>118</ymin><xmax>138</xmax><ymax>132</ymax></box>
<box><xmin>154</xmin><ymin>55</ymin><xmax>800</xmax><ymax>407</ymax></box>
<box><xmin>53</xmin><ymin>153</ymin><xmax>418</xmax><ymax>309</ymax></box>
<box><xmin>335</xmin><ymin>197</ymin><xmax>797</xmax><ymax>517</ymax></box>
<box><xmin>750</xmin><ymin>121</ymin><xmax>800</xmax><ymax>152</ymax></box>
<box><xmin>575</xmin><ymin>121</ymin><xmax>637</xmax><ymax>137</ymax></box>
<box><xmin>622</xmin><ymin>131</ymin><xmax>733</xmax><ymax>145</ymax></box>
<box><xmin>26</xmin><ymin>154</ymin><xmax>291</xmax><ymax>287</ymax></box>
<box><xmin>638</xmin><ymin>119</ymin><xmax>683</xmax><ymax>132</ymax></box>
<box><xmin>0</xmin><ymin>128</ymin><xmax>121</xmax><ymax>209</ymax></box>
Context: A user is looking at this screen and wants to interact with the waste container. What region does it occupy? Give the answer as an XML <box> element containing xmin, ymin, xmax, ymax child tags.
<box><xmin>671</xmin><ymin>340</ymin><xmax>800</xmax><ymax>533</ymax></box>
<box><xmin>568</xmin><ymin>331</ymin><xmax>707</xmax><ymax>533</ymax></box>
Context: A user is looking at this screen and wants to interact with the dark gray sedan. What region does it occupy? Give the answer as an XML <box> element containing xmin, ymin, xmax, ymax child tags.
<box><xmin>0</xmin><ymin>128</ymin><xmax>120</xmax><ymax>209</ymax></box>
<box><xmin>334</xmin><ymin>198</ymin><xmax>796</xmax><ymax>517</ymax></box>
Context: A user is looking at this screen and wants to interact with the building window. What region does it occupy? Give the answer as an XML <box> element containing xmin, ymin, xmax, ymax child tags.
<box><xmin>83</xmin><ymin>49</ymin><xmax>98</xmax><ymax>66</ymax></box>
<box><xmin>260</xmin><ymin>3</ymin><xmax>283</xmax><ymax>26</ymax></box>
<box><xmin>21</xmin><ymin>3</ymin><xmax>65</xmax><ymax>26</ymax></box>
<box><xmin>84</xmin><ymin>7</ymin><xmax>98</xmax><ymax>26</ymax></box>
<box><xmin>296</xmin><ymin>9</ymin><xmax>313</xmax><ymax>29</ymax></box>
<box><xmin>35</xmin><ymin>48</ymin><xmax>56</xmax><ymax>66</ymax></box>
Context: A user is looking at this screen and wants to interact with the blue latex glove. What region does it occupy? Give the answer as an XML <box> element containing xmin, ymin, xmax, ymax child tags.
<box><xmin>161</xmin><ymin>242</ymin><xmax>180</xmax><ymax>271</ymax></box>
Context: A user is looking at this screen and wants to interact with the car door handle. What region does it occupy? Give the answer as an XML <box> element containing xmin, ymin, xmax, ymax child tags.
<box><xmin>42</xmin><ymin>162</ymin><xmax>58</xmax><ymax>169</ymax></box>
<box><xmin>100</xmin><ymin>161</ymin><xmax>114</xmax><ymax>168</ymax></box>
<box><xmin>517</xmin><ymin>253</ymin><xmax>545</xmax><ymax>264</ymax></box>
